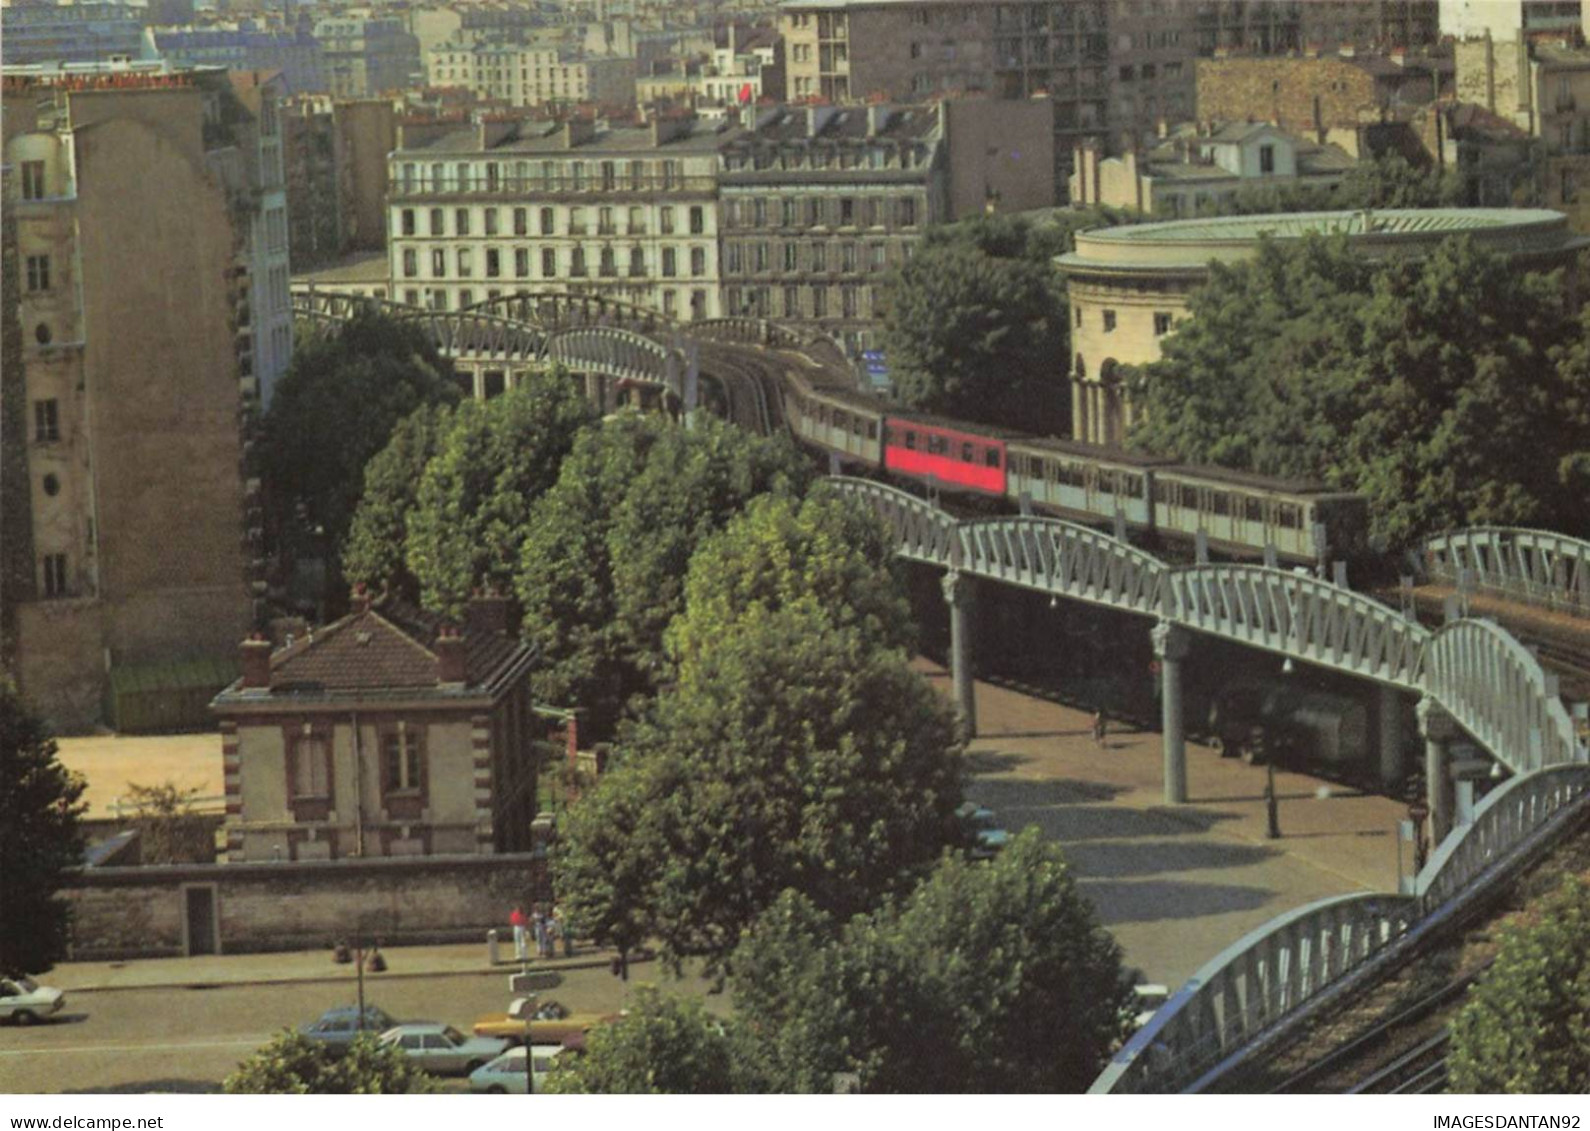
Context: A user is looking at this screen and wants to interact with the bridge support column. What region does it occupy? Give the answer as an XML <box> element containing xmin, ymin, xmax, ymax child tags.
<box><xmin>1378</xmin><ymin>686</ymin><xmax>1405</xmax><ymax>787</ymax></box>
<box><xmin>584</xmin><ymin>372</ymin><xmax>605</xmax><ymax>411</ymax></box>
<box><xmin>942</xmin><ymin>570</ymin><xmax>976</xmax><ymax>736</ymax></box>
<box><xmin>1153</xmin><ymin>621</ymin><xmax>1191</xmax><ymax>804</ymax></box>
<box><xmin>1416</xmin><ymin>697</ymin><xmax>1459</xmax><ymax>846</ymax></box>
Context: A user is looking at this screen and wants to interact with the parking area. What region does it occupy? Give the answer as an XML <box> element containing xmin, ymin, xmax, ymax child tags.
<box><xmin>924</xmin><ymin>662</ymin><xmax>1406</xmax><ymax>987</ymax></box>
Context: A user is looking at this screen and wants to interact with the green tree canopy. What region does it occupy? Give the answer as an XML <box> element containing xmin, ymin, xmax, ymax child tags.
<box><xmin>1449</xmin><ymin>875</ymin><xmax>1590</xmax><ymax>1093</ymax></box>
<box><xmin>664</xmin><ymin>492</ymin><xmax>913</xmax><ymax>668</ymax></box>
<box><xmin>405</xmin><ymin>368</ymin><xmax>597</xmax><ymax>616</ymax></box>
<box><xmin>1130</xmin><ymin>234</ymin><xmax>1590</xmax><ymax>547</ymax></box>
<box><xmin>223</xmin><ymin>1031</ymin><xmax>437</xmax><ymax>1094</ymax></box>
<box><xmin>882</xmin><ymin>243</ymin><xmax>1068</xmax><ymax>433</ymax></box>
<box><xmin>559</xmin><ymin>604</ymin><xmax>962</xmax><ymax>973</ymax></box>
<box><xmin>258</xmin><ymin>311</ymin><xmax>460</xmax><ymax>591</ymax></box>
<box><xmin>1202</xmin><ymin>153</ymin><xmax>1464</xmax><ymax>217</ymax></box>
<box><xmin>342</xmin><ymin>402</ymin><xmax>453</xmax><ymax>603</ymax></box>
<box><xmin>732</xmin><ymin>831</ymin><xmax>1132</xmax><ymax>1093</ymax></box>
<box><xmin>515</xmin><ymin>413</ymin><xmax>810</xmax><ymax>738</ymax></box>
<box><xmin>0</xmin><ymin>678</ymin><xmax>86</xmax><ymax>977</ymax></box>
<box><xmin>543</xmin><ymin>988</ymin><xmax>745</xmax><ymax>1094</ymax></box>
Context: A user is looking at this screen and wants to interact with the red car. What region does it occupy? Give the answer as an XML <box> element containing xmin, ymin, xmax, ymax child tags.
<box><xmin>883</xmin><ymin>415</ymin><xmax>1007</xmax><ymax>496</ymax></box>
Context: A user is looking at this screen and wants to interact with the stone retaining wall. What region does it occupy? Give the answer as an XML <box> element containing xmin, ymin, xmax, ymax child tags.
<box><xmin>63</xmin><ymin>853</ymin><xmax>549</xmax><ymax>959</ymax></box>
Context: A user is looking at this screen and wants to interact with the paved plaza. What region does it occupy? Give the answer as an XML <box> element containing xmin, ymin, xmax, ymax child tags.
<box><xmin>924</xmin><ymin>662</ymin><xmax>1408</xmax><ymax>987</ymax></box>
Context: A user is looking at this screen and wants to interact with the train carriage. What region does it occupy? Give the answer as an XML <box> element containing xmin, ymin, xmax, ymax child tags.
<box><xmin>1152</xmin><ymin>465</ymin><xmax>1367</xmax><ymax>564</ymax></box>
<box><xmin>883</xmin><ymin>414</ymin><xmax>1008</xmax><ymax>497</ymax></box>
<box><xmin>1005</xmin><ymin>436</ymin><xmax>1172</xmax><ymax>531</ymax></box>
<box><xmin>782</xmin><ymin>373</ymin><xmax>885</xmax><ymax>468</ymax></box>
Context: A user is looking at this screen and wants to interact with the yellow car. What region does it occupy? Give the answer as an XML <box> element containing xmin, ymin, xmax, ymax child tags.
<box><xmin>471</xmin><ymin>998</ymin><xmax>615</xmax><ymax>1046</ymax></box>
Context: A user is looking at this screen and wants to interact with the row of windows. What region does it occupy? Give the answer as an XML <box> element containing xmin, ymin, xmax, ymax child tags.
<box><xmin>401</xmin><ymin>286</ymin><xmax>713</xmax><ymax>318</ymax></box>
<box><xmin>723</xmin><ymin>239</ymin><xmax>905</xmax><ymax>276</ymax></box>
<box><xmin>289</xmin><ymin>729</ymin><xmax>420</xmax><ymax>802</ymax></box>
<box><xmin>399</xmin><ymin>203</ymin><xmax>706</xmax><ymax>238</ymax></box>
<box><xmin>1010</xmin><ymin>452</ymin><xmax>1145</xmax><ymax>497</ymax></box>
<box><xmin>1153</xmin><ymin>481</ymin><xmax>1305</xmax><ymax>529</ymax></box>
<box><xmin>800</xmin><ymin>399</ymin><xmax>880</xmax><ymax>441</ymax></box>
<box><xmin>884</xmin><ymin>425</ymin><xmax>1005</xmax><ymax>468</ymax></box>
<box><xmin>1076</xmin><ymin>306</ymin><xmax>1175</xmax><ymax>336</ymax></box>
<box><xmin>401</xmin><ymin>244</ymin><xmax>712</xmax><ymax>281</ymax></box>
<box><xmin>724</xmin><ymin>282</ymin><xmax>872</xmax><ymax>320</ymax></box>
<box><xmin>395</xmin><ymin>158</ymin><xmax>698</xmax><ymax>196</ymax></box>
<box><xmin>724</xmin><ymin>195</ymin><xmax>919</xmax><ymax>229</ymax></box>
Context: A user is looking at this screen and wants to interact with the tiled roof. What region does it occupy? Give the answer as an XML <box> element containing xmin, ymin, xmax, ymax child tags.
<box><xmin>251</xmin><ymin>598</ymin><xmax>527</xmax><ymax>697</ymax></box>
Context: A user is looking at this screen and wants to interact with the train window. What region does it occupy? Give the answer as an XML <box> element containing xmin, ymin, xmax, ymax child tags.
<box><xmin>853</xmin><ymin>417</ymin><xmax>865</xmax><ymax>437</ymax></box>
<box><xmin>1153</xmin><ymin>481</ymin><xmax>1168</xmax><ymax>504</ymax></box>
<box><xmin>1278</xmin><ymin>503</ymin><xmax>1301</xmax><ymax>529</ymax></box>
<box><xmin>836</xmin><ymin>410</ymin><xmax>850</xmax><ymax>432</ymax></box>
<box><xmin>1211</xmin><ymin>493</ymin><xmax>1230</xmax><ymax>516</ymax></box>
<box><xmin>1245</xmin><ymin>497</ymin><xmax>1264</xmax><ymax>522</ymax></box>
<box><xmin>985</xmin><ymin>449</ymin><xmax>1001</xmax><ymax>469</ymax></box>
<box><xmin>1124</xmin><ymin>474</ymin><xmax>1142</xmax><ymax>497</ymax></box>
<box><xmin>1063</xmin><ymin>462</ymin><xmax>1086</xmax><ymax>488</ymax></box>
<box><xmin>929</xmin><ymin>435</ymin><xmax>947</xmax><ymax>456</ymax></box>
<box><xmin>904</xmin><ymin>430</ymin><xmax>917</xmax><ymax>450</ymax></box>
<box><xmin>866</xmin><ymin>421</ymin><xmax>877</xmax><ymax>440</ymax></box>
<box><xmin>961</xmin><ymin>442</ymin><xmax>975</xmax><ymax>463</ymax></box>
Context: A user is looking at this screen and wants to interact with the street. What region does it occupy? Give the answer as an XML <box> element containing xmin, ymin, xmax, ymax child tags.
<box><xmin>0</xmin><ymin>962</ymin><xmax>727</xmax><ymax>1094</ymax></box>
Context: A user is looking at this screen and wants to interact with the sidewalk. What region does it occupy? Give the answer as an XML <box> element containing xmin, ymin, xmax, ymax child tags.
<box><xmin>48</xmin><ymin>941</ymin><xmax>632</xmax><ymax>994</ymax></box>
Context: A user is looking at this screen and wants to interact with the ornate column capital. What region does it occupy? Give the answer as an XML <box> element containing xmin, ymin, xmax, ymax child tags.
<box><xmin>1151</xmin><ymin>620</ymin><xmax>1190</xmax><ymax>663</ymax></box>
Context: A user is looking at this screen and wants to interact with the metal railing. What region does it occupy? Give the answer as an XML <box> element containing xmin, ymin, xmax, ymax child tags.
<box><xmin>1421</xmin><ymin>527</ymin><xmax>1590</xmax><ymax>617</ymax></box>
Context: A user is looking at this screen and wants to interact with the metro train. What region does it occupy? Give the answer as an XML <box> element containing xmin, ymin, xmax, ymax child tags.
<box><xmin>780</xmin><ymin>370</ymin><xmax>1370</xmax><ymax>566</ymax></box>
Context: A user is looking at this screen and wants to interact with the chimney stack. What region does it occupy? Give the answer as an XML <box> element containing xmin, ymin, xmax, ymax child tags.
<box><xmin>466</xmin><ymin>586</ymin><xmax>513</xmax><ymax>637</ymax></box>
<box><xmin>240</xmin><ymin>633</ymin><xmax>273</xmax><ymax>689</ymax></box>
<box><xmin>435</xmin><ymin>624</ymin><xmax>468</xmax><ymax>685</ymax></box>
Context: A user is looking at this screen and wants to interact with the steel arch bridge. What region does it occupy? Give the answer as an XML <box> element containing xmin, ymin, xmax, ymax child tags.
<box><xmin>1421</xmin><ymin>526</ymin><xmax>1590</xmax><ymax>617</ymax></box>
<box><xmin>292</xmin><ymin>291</ymin><xmax>691</xmax><ymax>402</ymax></box>
<box><xmin>824</xmin><ymin>477</ymin><xmax>1585</xmax><ymax>778</ymax></box>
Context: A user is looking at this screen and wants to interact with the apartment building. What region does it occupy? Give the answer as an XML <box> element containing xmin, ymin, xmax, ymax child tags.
<box><xmin>283</xmin><ymin>96</ymin><xmax>398</xmax><ymax>269</ymax></box>
<box><xmin>426</xmin><ymin>38</ymin><xmax>640</xmax><ymax>108</ymax></box>
<box><xmin>148</xmin><ymin>21</ymin><xmax>328</xmax><ymax>95</ymax></box>
<box><xmin>1</xmin><ymin>69</ymin><xmax>257</xmax><ymax>729</ymax></box>
<box><xmin>314</xmin><ymin>13</ymin><xmax>422</xmax><ymax>98</ymax></box>
<box><xmin>1456</xmin><ymin>34</ymin><xmax>1590</xmax><ymax>230</ymax></box>
<box><xmin>1</xmin><ymin>3</ymin><xmax>146</xmax><ymax>66</ymax></box>
<box><xmin>718</xmin><ymin>99</ymin><xmax>1052</xmax><ymax>349</ymax></box>
<box><xmin>387</xmin><ymin>114</ymin><xmax>723</xmax><ymax>319</ymax></box>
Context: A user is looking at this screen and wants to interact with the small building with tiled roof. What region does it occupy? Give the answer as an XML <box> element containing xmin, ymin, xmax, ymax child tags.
<box><xmin>212</xmin><ymin>589</ymin><xmax>544</xmax><ymax>863</ymax></box>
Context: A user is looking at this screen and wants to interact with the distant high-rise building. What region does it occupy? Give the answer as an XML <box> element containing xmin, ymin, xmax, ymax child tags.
<box><xmin>314</xmin><ymin>14</ymin><xmax>421</xmax><ymax>98</ymax></box>
<box><xmin>1</xmin><ymin>3</ymin><xmax>147</xmax><ymax>66</ymax></box>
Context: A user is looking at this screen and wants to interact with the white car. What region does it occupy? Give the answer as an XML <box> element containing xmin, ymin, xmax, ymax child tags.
<box><xmin>0</xmin><ymin>976</ymin><xmax>65</xmax><ymax>1025</ymax></box>
<box><xmin>468</xmin><ymin>1044</ymin><xmax>569</xmax><ymax>1094</ymax></box>
<box><xmin>377</xmin><ymin>1023</ymin><xmax>510</xmax><ymax>1075</ymax></box>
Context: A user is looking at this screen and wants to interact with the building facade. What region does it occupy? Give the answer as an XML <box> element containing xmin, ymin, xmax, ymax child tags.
<box><xmin>1070</xmin><ymin>121</ymin><xmax>1356</xmax><ymax>216</ymax></box>
<box><xmin>1</xmin><ymin>70</ymin><xmax>255</xmax><ymax>729</ymax></box>
<box><xmin>283</xmin><ymin>95</ymin><xmax>397</xmax><ymax>269</ymax></box>
<box><xmin>717</xmin><ymin>99</ymin><xmax>1052</xmax><ymax>349</ymax></box>
<box><xmin>425</xmin><ymin>39</ymin><xmax>640</xmax><ymax>109</ymax></box>
<box><xmin>149</xmin><ymin>22</ymin><xmax>327</xmax><ymax>95</ymax></box>
<box><xmin>1056</xmin><ymin>208</ymin><xmax>1588</xmax><ymax>446</ymax></box>
<box><xmin>387</xmin><ymin>114</ymin><xmax>723</xmax><ymax>318</ymax></box>
<box><xmin>211</xmin><ymin>592</ymin><xmax>540</xmax><ymax>862</ymax></box>
<box><xmin>314</xmin><ymin>14</ymin><xmax>422</xmax><ymax>98</ymax></box>
<box><xmin>0</xmin><ymin>3</ymin><xmax>146</xmax><ymax>66</ymax></box>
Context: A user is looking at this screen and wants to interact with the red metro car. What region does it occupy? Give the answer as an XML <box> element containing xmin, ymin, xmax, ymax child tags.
<box><xmin>882</xmin><ymin>415</ymin><xmax>1008</xmax><ymax>497</ymax></box>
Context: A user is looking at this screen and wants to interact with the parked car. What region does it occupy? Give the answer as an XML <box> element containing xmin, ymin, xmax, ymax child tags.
<box><xmin>0</xmin><ymin>976</ymin><xmax>64</xmax><ymax>1025</ymax></box>
<box><xmin>378</xmin><ymin>1023</ymin><xmax>510</xmax><ymax>1075</ymax></box>
<box><xmin>299</xmin><ymin>1005</ymin><xmax>398</xmax><ymax>1055</ymax></box>
<box><xmin>467</xmin><ymin>1044</ymin><xmax>571</xmax><ymax>1093</ymax></box>
<box><xmin>472</xmin><ymin>998</ymin><xmax>616</xmax><ymax>1046</ymax></box>
<box><xmin>957</xmin><ymin>802</ymin><xmax>1010</xmax><ymax>859</ymax></box>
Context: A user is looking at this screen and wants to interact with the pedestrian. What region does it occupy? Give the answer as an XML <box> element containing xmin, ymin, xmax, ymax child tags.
<box><xmin>1092</xmin><ymin>709</ymin><xmax>1108</xmax><ymax>748</ymax></box>
<box><xmin>532</xmin><ymin>904</ymin><xmax>550</xmax><ymax>958</ymax></box>
<box><xmin>553</xmin><ymin>903</ymin><xmax>573</xmax><ymax>958</ymax></box>
<box><xmin>509</xmin><ymin>905</ymin><xmax>528</xmax><ymax>961</ymax></box>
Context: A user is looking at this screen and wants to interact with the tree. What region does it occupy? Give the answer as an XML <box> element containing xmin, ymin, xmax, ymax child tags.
<box><xmin>732</xmin><ymin>832</ymin><xmax>1133</xmax><ymax>1093</ymax></box>
<box><xmin>563</xmin><ymin>604</ymin><xmax>963</xmax><ymax>972</ymax></box>
<box><xmin>123</xmin><ymin>782</ymin><xmax>210</xmax><ymax>865</ymax></box>
<box><xmin>1130</xmin><ymin>234</ymin><xmax>1590</xmax><ymax>548</ymax></box>
<box><xmin>664</xmin><ymin>492</ymin><xmax>913</xmax><ymax>668</ymax></box>
<box><xmin>258</xmin><ymin>311</ymin><xmax>460</xmax><ymax>598</ymax></box>
<box><xmin>223</xmin><ymin>1031</ymin><xmax>437</xmax><ymax>1094</ymax></box>
<box><xmin>406</xmin><ymin>369</ymin><xmax>597</xmax><ymax>616</ymax></box>
<box><xmin>0</xmin><ymin>678</ymin><xmax>86</xmax><ymax>977</ymax></box>
<box><xmin>543</xmin><ymin>988</ymin><xmax>746</xmax><ymax>1094</ymax></box>
<box><xmin>882</xmin><ymin>242</ymin><xmax>1068</xmax><ymax>434</ymax></box>
<box><xmin>1202</xmin><ymin>154</ymin><xmax>1463</xmax><ymax>217</ymax></box>
<box><xmin>342</xmin><ymin>402</ymin><xmax>453</xmax><ymax>602</ymax></box>
<box><xmin>1449</xmin><ymin>875</ymin><xmax>1590</xmax><ymax>1093</ymax></box>
<box><xmin>515</xmin><ymin>413</ymin><xmax>810</xmax><ymax>739</ymax></box>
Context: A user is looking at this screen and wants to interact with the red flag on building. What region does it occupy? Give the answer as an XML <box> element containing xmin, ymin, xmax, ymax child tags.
<box><xmin>738</xmin><ymin>82</ymin><xmax>753</xmax><ymax>104</ymax></box>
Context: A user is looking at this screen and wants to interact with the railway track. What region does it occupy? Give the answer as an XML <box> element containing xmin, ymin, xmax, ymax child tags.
<box><xmin>1208</xmin><ymin>811</ymin><xmax>1590</xmax><ymax>1095</ymax></box>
